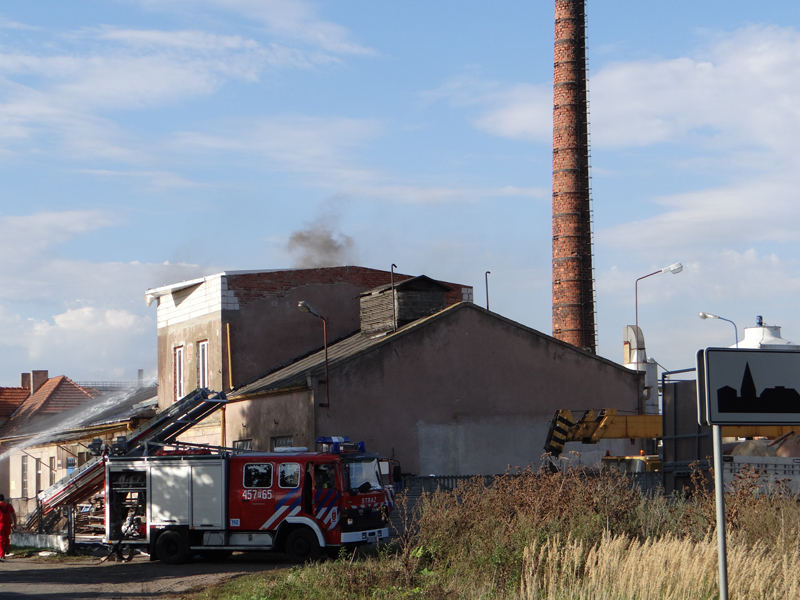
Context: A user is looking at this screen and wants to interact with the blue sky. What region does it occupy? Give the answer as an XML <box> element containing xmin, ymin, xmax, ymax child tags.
<box><xmin>2</xmin><ymin>0</ymin><xmax>800</xmax><ymax>385</ymax></box>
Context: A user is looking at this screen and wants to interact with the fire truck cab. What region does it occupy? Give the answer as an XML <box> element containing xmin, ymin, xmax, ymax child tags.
<box><xmin>105</xmin><ymin>437</ymin><xmax>395</xmax><ymax>563</ymax></box>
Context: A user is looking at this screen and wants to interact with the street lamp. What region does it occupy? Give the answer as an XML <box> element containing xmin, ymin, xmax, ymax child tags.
<box><xmin>485</xmin><ymin>271</ymin><xmax>491</xmax><ymax>310</ymax></box>
<box><xmin>298</xmin><ymin>301</ymin><xmax>330</xmax><ymax>408</ymax></box>
<box><xmin>634</xmin><ymin>262</ymin><xmax>683</xmax><ymax>368</ymax></box>
<box><xmin>698</xmin><ymin>309</ymin><xmax>738</xmax><ymax>600</ymax></box>
<box><xmin>699</xmin><ymin>312</ymin><xmax>739</xmax><ymax>348</ymax></box>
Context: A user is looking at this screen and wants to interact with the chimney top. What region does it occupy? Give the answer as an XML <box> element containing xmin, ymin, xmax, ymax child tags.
<box><xmin>31</xmin><ymin>370</ymin><xmax>49</xmax><ymax>394</ymax></box>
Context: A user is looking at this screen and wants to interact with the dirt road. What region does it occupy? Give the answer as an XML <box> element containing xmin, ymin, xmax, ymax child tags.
<box><xmin>0</xmin><ymin>553</ymin><xmax>289</xmax><ymax>599</ymax></box>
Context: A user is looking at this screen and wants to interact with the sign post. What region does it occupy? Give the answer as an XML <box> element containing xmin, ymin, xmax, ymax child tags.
<box><xmin>711</xmin><ymin>424</ymin><xmax>728</xmax><ymax>600</ymax></box>
<box><xmin>697</xmin><ymin>347</ymin><xmax>800</xmax><ymax>600</ymax></box>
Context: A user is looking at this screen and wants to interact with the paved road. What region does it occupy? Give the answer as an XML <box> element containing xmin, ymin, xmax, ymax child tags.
<box><xmin>0</xmin><ymin>553</ymin><xmax>290</xmax><ymax>599</ymax></box>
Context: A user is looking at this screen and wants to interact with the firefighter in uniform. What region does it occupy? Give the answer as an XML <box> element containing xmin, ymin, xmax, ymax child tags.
<box><xmin>0</xmin><ymin>494</ymin><xmax>17</xmax><ymax>561</ymax></box>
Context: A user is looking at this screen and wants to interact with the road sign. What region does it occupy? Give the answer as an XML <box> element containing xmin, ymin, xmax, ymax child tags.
<box><xmin>697</xmin><ymin>348</ymin><xmax>800</xmax><ymax>426</ymax></box>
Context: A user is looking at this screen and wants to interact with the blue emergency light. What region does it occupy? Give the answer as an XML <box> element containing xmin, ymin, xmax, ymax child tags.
<box><xmin>316</xmin><ymin>436</ymin><xmax>368</xmax><ymax>454</ymax></box>
<box><xmin>316</xmin><ymin>436</ymin><xmax>351</xmax><ymax>444</ymax></box>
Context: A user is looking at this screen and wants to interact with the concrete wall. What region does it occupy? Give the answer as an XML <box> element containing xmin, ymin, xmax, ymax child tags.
<box><xmin>226</xmin><ymin>281</ymin><xmax>372</xmax><ymax>392</ymax></box>
<box><xmin>10</xmin><ymin>532</ymin><xmax>68</xmax><ymax>553</ymax></box>
<box><xmin>157</xmin><ymin>312</ymin><xmax>224</xmax><ymax>409</ymax></box>
<box><xmin>308</xmin><ymin>305</ymin><xmax>641</xmax><ymax>475</ymax></box>
<box><xmin>0</xmin><ymin>454</ymin><xmax>8</xmax><ymax>498</ymax></box>
<box><xmin>154</xmin><ymin>268</ymin><xmax>473</xmax><ymax>409</ymax></box>
<box><xmin>175</xmin><ymin>413</ymin><xmax>223</xmax><ymax>447</ymax></box>
<box><xmin>225</xmin><ymin>390</ymin><xmax>315</xmax><ymax>451</ymax></box>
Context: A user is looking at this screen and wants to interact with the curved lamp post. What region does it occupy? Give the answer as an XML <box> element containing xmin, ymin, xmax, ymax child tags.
<box><xmin>698</xmin><ymin>310</ymin><xmax>738</xmax><ymax>600</ymax></box>
<box><xmin>298</xmin><ymin>301</ymin><xmax>329</xmax><ymax>408</ymax></box>
<box><xmin>699</xmin><ymin>312</ymin><xmax>739</xmax><ymax>348</ymax></box>
<box><xmin>390</xmin><ymin>264</ymin><xmax>398</xmax><ymax>332</ymax></box>
<box><xmin>634</xmin><ymin>262</ymin><xmax>683</xmax><ymax>368</ymax></box>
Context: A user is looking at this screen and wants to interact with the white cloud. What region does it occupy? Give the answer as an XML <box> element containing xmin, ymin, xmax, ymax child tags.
<box><xmin>422</xmin><ymin>76</ymin><xmax>552</xmax><ymax>142</ymax></box>
<box><xmin>445</xmin><ymin>25</ymin><xmax>800</xmax><ymax>157</ymax></box>
<box><xmin>595</xmin><ymin>246</ymin><xmax>800</xmax><ymax>371</ymax></box>
<box><xmin>172</xmin><ymin>114</ymin><xmax>548</xmax><ymax>204</ymax></box>
<box><xmin>171</xmin><ymin>115</ymin><xmax>382</xmax><ymax>180</ymax></box>
<box><xmin>0</xmin><ymin>209</ymin><xmax>223</xmax><ymax>383</ymax></box>
<box><xmin>77</xmin><ymin>169</ymin><xmax>204</xmax><ymax>189</ymax></box>
<box><xmin>96</xmin><ymin>28</ymin><xmax>261</xmax><ymax>51</ymax></box>
<box><xmin>5</xmin><ymin>305</ymin><xmax>153</xmax><ymax>377</ymax></box>
<box><xmin>0</xmin><ymin>211</ymin><xmax>118</xmax><ymax>265</ymax></box>
<box><xmin>597</xmin><ymin>174</ymin><xmax>800</xmax><ymax>252</ymax></box>
<box><xmin>137</xmin><ymin>0</ymin><xmax>375</xmax><ymax>55</ymax></box>
<box><xmin>0</xmin><ymin>21</ymin><xmax>346</xmax><ymax>163</ymax></box>
<box><xmin>345</xmin><ymin>183</ymin><xmax>547</xmax><ymax>205</ymax></box>
<box><xmin>0</xmin><ymin>43</ymin><xmax>264</xmax><ymax>112</ymax></box>
<box><xmin>0</xmin><ymin>18</ymin><xmax>39</xmax><ymax>31</ymax></box>
<box><xmin>589</xmin><ymin>26</ymin><xmax>800</xmax><ymax>151</ymax></box>
<box><xmin>31</xmin><ymin>307</ymin><xmax>146</xmax><ymax>337</ymax></box>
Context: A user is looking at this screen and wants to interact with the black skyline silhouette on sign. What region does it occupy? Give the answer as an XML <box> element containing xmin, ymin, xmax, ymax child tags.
<box><xmin>717</xmin><ymin>362</ymin><xmax>800</xmax><ymax>413</ymax></box>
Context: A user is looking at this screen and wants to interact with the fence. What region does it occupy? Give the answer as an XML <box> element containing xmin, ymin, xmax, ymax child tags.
<box><xmin>389</xmin><ymin>475</ymin><xmax>496</xmax><ymax>538</ymax></box>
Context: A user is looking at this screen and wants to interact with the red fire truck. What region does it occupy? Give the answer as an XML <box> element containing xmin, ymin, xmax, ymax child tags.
<box><xmin>105</xmin><ymin>436</ymin><xmax>397</xmax><ymax>563</ymax></box>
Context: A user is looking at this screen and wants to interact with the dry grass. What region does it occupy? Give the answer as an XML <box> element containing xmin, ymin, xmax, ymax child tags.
<box><xmin>520</xmin><ymin>532</ymin><xmax>800</xmax><ymax>600</ymax></box>
<box><xmin>187</xmin><ymin>462</ymin><xmax>800</xmax><ymax>599</ymax></box>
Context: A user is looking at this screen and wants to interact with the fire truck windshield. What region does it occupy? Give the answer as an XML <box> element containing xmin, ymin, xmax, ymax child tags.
<box><xmin>343</xmin><ymin>458</ymin><xmax>382</xmax><ymax>492</ymax></box>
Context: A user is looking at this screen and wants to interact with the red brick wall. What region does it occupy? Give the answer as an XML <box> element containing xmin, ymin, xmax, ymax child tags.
<box><xmin>227</xmin><ymin>267</ymin><xmax>469</xmax><ymax>308</ymax></box>
<box><xmin>552</xmin><ymin>0</ymin><xmax>596</xmax><ymax>353</ymax></box>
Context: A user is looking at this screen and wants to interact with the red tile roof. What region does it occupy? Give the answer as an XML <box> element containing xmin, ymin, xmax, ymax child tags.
<box><xmin>0</xmin><ymin>376</ymin><xmax>101</xmax><ymax>438</ymax></box>
<box><xmin>0</xmin><ymin>387</ymin><xmax>29</xmax><ymax>418</ymax></box>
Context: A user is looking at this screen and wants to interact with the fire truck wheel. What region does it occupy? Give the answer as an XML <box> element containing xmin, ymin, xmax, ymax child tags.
<box><xmin>156</xmin><ymin>530</ymin><xmax>188</xmax><ymax>565</ymax></box>
<box><xmin>285</xmin><ymin>528</ymin><xmax>320</xmax><ymax>562</ymax></box>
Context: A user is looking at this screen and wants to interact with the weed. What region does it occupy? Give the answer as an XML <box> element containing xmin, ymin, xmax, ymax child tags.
<box><xmin>187</xmin><ymin>464</ymin><xmax>800</xmax><ymax>599</ymax></box>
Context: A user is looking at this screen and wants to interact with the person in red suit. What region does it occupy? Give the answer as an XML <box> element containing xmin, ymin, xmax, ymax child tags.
<box><xmin>0</xmin><ymin>494</ymin><xmax>17</xmax><ymax>561</ymax></box>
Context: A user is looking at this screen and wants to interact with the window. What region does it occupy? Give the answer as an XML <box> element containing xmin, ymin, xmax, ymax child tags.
<box><xmin>49</xmin><ymin>457</ymin><xmax>56</xmax><ymax>487</ymax></box>
<box><xmin>314</xmin><ymin>463</ymin><xmax>337</xmax><ymax>490</ymax></box>
<box><xmin>78</xmin><ymin>452</ymin><xmax>88</xmax><ymax>467</ymax></box>
<box><xmin>279</xmin><ymin>463</ymin><xmax>300</xmax><ymax>488</ymax></box>
<box><xmin>343</xmin><ymin>458</ymin><xmax>382</xmax><ymax>492</ymax></box>
<box><xmin>233</xmin><ymin>439</ymin><xmax>252</xmax><ymax>450</ymax></box>
<box><xmin>197</xmin><ymin>340</ymin><xmax>209</xmax><ymax>389</ymax></box>
<box><xmin>36</xmin><ymin>458</ymin><xmax>42</xmax><ymax>493</ymax></box>
<box><xmin>244</xmin><ymin>463</ymin><xmax>273</xmax><ymax>488</ymax></box>
<box><xmin>21</xmin><ymin>455</ymin><xmax>28</xmax><ymax>498</ymax></box>
<box><xmin>173</xmin><ymin>346</ymin><xmax>184</xmax><ymax>402</ymax></box>
<box><xmin>271</xmin><ymin>436</ymin><xmax>293</xmax><ymax>450</ymax></box>
<box><xmin>66</xmin><ymin>457</ymin><xmax>76</xmax><ymax>474</ymax></box>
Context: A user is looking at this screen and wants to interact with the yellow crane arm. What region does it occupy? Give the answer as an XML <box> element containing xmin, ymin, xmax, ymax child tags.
<box><xmin>544</xmin><ymin>409</ymin><xmax>797</xmax><ymax>457</ymax></box>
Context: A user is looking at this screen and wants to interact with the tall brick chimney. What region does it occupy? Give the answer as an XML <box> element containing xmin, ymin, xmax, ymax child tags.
<box><xmin>552</xmin><ymin>0</ymin><xmax>596</xmax><ymax>353</ymax></box>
